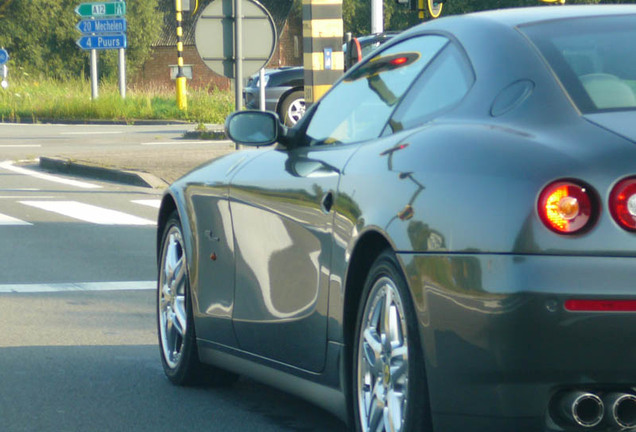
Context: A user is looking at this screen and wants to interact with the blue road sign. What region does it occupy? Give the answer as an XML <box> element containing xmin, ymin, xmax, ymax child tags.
<box><xmin>76</xmin><ymin>34</ymin><xmax>127</xmax><ymax>50</ymax></box>
<box><xmin>76</xmin><ymin>18</ymin><xmax>127</xmax><ymax>34</ymax></box>
<box><xmin>0</xmin><ymin>48</ymin><xmax>8</xmax><ymax>65</ymax></box>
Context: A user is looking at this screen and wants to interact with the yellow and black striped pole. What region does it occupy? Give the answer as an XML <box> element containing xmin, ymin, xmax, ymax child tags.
<box><xmin>302</xmin><ymin>0</ymin><xmax>344</xmax><ymax>107</ymax></box>
<box><xmin>175</xmin><ymin>0</ymin><xmax>187</xmax><ymax>110</ymax></box>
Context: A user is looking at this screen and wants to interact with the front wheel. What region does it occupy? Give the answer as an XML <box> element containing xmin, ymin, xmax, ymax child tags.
<box><xmin>352</xmin><ymin>251</ymin><xmax>432</xmax><ymax>432</ymax></box>
<box><xmin>157</xmin><ymin>211</ymin><xmax>237</xmax><ymax>386</ymax></box>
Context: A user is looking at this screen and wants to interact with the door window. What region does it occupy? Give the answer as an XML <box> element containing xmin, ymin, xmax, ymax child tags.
<box><xmin>387</xmin><ymin>43</ymin><xmax>474</xmax><ymax>133</ymax></box>
<box><xmin>304</xmin><ymin>35</ymin><xmax>449</xmax><ymax>146</ymax></box>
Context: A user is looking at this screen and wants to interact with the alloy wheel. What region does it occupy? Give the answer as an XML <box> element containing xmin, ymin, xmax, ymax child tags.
<box><xmin>357</xmin><ymin>276</ymin><xmax>409</xmax><ymax>432</ymax></box>
<box><xmin>158</xmin><ymin>225</ymin><xmax>188</xmax><ymax>369</ymax></box>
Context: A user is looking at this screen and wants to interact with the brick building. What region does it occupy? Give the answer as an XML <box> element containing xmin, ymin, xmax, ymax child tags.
<box><xmin>134</xmin><ymin>0</ymin><xmax>302</xmax><ymax>90</ymax></box>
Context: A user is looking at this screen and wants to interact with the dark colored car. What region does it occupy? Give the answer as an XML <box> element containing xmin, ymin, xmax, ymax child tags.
<box><xmin>243</xmin><ymin>66</ymin><xmax>305</xmax><ymax>127</ymax></box>
<box><xmin>243</xmin><ymin>33</ymin><xmax>397</xmax><ymax>127</ymax></box>
<box><xmin>158</xmin><ymin>6</ymin><xmax>636</xmax><ymax>431</ymax></box>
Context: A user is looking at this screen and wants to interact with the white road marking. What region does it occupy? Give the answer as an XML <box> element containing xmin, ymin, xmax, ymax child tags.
<box><xmin>0</xmin><ymin>161</ymin><xmax>102</xmax><ymax>189</ymax></box>
<box><xmin>0</xmin><ymin>213</ymin><xmax>31</xmax><ymax>226</ymax></box>
<box><xmin>0</xmin><ymin>281</ymin><xmax>155</xmax><ymax>293</ymax></box>
<box><xmin>0</xmin><ymin>123</ymin><xmax>66</xmax><ymax>127</ymax></box>
<box><xmin>0</xmin><ymin>196</ymin><xmax>59</xmax><ymax>199</ymax></box>
<box><xmin>20</xmin><ymin>201</ymin><xmax>156</xmax><ymax>225</ymax></box>
<box><xmin>132</xmin><ymin>199</ymin><xmax>161</xmax><ymax>208</ymax></box>
<box><xmin>60</xmin><ymin>131</ymin><xmax>123</xmax><ymax>135</ymax></box>
<box><xmin>140</xmin><ymin>141</ymin><xmax>213</xmax><ymax>146</ymax></box>
<box><xmin>0</xmin><ymin>188</ymin><xmax>40</xmax><ymax>191</ymax></box>
<box><xmin>0</xmin><ymin>145</ymin><xmax>41</xmax><ymax>148</ymax></box>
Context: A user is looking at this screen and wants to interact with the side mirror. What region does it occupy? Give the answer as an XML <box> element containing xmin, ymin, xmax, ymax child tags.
<box><xmin>225</xmin><ymin>110</ymin><xmax>283</xmax><ymax>147</ymax></box>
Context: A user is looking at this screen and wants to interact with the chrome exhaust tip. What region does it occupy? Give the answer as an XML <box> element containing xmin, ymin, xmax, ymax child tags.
<box><xmin>603</xmin><ymin>392</ymin><xmax>636</xmax><ymax>429</ymax></box>
<box><xmin>555</xmin><ymin>391</ymin><xmax>604</xmax><ymax>428</ymax></box>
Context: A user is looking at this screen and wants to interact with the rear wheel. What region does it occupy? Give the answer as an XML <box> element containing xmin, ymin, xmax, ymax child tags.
<box><xmin>279</xmin><ymin>90</ymin><xmax>305</xmax><ymax>127</ymax></box>
<box><xmin>157</xmin><ymin>212</ymin><xmax>237</xmax><ymax>386</ymax></box>
<box><xmin>352</xmin><ymin>251</ymin><xmax>432</xmax><ymax>432</ymax></box>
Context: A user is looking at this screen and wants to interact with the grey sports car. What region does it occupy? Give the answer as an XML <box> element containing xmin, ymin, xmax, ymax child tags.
<box><xmin>157</xmin><ymin>6</ymin><xmax>636</xmax><ymax>432</ymax></box>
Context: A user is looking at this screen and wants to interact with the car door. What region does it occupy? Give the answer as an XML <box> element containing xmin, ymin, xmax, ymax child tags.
<box><xmin>229</xmin><ymin>145</ymin><xmax>353</xmax><ymax>372</ymax></box>
<box><xmin>229</xmin><ymin>33</ymin><xmax>451</xmax><ymax>372</ymax></box>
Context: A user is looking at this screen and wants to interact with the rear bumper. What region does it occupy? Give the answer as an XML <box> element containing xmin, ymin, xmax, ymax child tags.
<box><xmin>400</xmin><ymin>253</ymin><xmax>636</xmax><ymax>431</ymax></box>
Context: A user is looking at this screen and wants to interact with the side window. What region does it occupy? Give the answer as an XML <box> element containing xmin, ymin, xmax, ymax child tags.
<box><xmin>305</xmin><ymin>35</ymin><xmax>449</xmax><ymax>146</ymax></box>
<box><xmin>388</xmin><ymin>43</ymin><xmax>474</xmax><ymax>133</ymax></box>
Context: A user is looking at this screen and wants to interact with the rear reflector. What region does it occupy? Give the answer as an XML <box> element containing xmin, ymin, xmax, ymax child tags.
<box><xmin>565</xmin><ymin>299</ymin><xmax>636</xmax><ymax>312</ymax></box>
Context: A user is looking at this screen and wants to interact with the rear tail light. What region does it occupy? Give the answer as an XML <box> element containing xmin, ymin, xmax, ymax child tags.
<box><xmin>610</xmin><ymin>177</ymin><xmax>636</xmax><ymax>231</ymax></box>
<box><xmin>565</xmin><ymin>299</ymin><xmax>636</xmax><ymax>312</ymax></box>
<box><xmin>538</xmin><ymin>181</ymin><xmax>595</xmax><ymax>234</ymax></box>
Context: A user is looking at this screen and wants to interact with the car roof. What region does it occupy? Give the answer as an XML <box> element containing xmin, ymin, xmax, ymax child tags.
<box><xmin>415</xmin><ymin>5</ymin><xmax>636</xmax><ymax>31</ymax></box>
<box><xmin>391</xmin><ymin>5</ymin><xmax>636</xmax><ymax>81</ymax></box>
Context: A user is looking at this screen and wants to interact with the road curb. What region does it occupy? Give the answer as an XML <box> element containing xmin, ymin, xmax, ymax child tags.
<box><xmin>39</xmin><ymin>157</ymin><xmax>168</xmax><ymax>189</ymax></box>
<box><xmin>1</xmin><ymin>119</ymin><xmax>193</xmax><ymax>126</ymax></box>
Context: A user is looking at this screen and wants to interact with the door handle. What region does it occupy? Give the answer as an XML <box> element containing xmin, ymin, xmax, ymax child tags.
<box><xmin>321</xmin><ymin>192</ymin><xmax>334</xmax><ymax>214</ymax></box>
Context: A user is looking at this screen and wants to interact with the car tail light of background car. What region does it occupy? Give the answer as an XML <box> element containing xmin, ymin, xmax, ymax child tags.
<box><xmin>538</xmin><ymin>180</ymin><xmax>595</xmax><ymax>234</ymax></box>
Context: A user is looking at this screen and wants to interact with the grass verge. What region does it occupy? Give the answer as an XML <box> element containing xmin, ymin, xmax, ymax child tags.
<box><xmin>0</xmin><ymin>75</ymin><xmax>234</xmax><ymax>124</ymax></box>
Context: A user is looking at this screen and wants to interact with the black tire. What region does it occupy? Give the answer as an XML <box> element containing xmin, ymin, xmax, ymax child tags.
<box><xmin>278</xmin><ymin>90</ymin><xmax>306</xmax><ymax>127</ymax></box>
<box><xmin>352</xmin><ymin>250</ymin><xmax>432</xmax><ymax>432</ymax></box>
<box><xmin>157</xmin><ymin>211</ymin><xmax>238</xmax><ymax>386</ymax></box>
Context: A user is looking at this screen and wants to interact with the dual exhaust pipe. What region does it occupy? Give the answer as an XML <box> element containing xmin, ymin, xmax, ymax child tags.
<box><xmin>554</xmin><ymin>390</ymin><xmax>636</xmax><ymax>429</ymax></box>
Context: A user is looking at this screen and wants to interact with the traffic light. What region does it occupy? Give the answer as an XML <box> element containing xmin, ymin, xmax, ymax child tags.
<box><xmin>396</xmin><ymin>0</ymin><xmax>444</xmax><ymax>19</ymax></box>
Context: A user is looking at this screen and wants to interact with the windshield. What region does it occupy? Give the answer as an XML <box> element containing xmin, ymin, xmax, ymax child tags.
<box><xmin>520</xmin><ymin>15</ymin><xmax>636</xmax><ymax>113</ymax></box>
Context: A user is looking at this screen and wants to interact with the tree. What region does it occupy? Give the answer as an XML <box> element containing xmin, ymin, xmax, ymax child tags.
<box><xmin>100</xmin><ymin>0</ymin><xmax>162</xmax><ymax>79</ymax></box>
<box><xmin>0</xmin><ymin>0</ymin><xmax>14</xmax><ymax>18</ymax></box>
<box><xmin>342</xmin><ymin>0</ymin><xmax>605</xmax><ymax>35</ymax></box>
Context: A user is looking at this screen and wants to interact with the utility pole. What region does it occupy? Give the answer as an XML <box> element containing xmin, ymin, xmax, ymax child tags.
<box><xmin>175</xmin><ymin>0</ymin><xmax>187</xmax><ymax>110</ymax></box>
<box><xmin>234</xmin><ymin>0</ymin><xmax>243</xmax><ymax>112</ymax></box>
<box><xmin>371</xmin><ymin>0</ymin><xmax>383</xmax><ymax>34</ymax></box>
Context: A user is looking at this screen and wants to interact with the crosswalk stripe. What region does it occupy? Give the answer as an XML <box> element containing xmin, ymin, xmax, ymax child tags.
<box><xmin>0</xmin><ymin>281</ymin><xmax>156</xmax><ymax>293</ymax></box>
<box><xmin>0</xmin><ymin>160</ymin><xmax>101</xmax><ymax>189</ymax></box>
<box><xmin>0</xmin><ymin>212</ymin><xmax>31</xmax><ymax>226</ymax></box>
<box><xmin>132</xmin><ymin>199</ymin><xmax>161</xmax><ymax>209</ymax></box>
<box><xmin>20</xmin><ymin>201</ymin><xmax>156</xmax><ymax>226</ymax></box>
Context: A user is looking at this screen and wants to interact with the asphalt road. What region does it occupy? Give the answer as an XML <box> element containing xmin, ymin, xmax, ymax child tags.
<box><xmin>0</xmin><ymin>291</ymin><xmax>345</xmax><ymax>432</ymax></box>
<box><xmin>0</xmin><ymin>122</ymin><xmax>236</xmax><ymax>185</ymax></box>
<box><xmin>0</xmin><ymin>125</ymin><xmax>347</xmax><ymax>432</ymax></box>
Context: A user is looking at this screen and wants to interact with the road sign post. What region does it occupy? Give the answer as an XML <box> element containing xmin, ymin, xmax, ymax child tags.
<box><xmin>194</xmin><ymin>0</ymin><xmax>277</xmax><ymax>119</ymax></box>
<box><xmin>75</xmin><ymin>2</ymin><xmax>127</xmax><ymax>100</ymax></box>
<box><xmin>91</xmin><ymin>49</ymin><xmax>98</xmax><ymax>99</ymax></box>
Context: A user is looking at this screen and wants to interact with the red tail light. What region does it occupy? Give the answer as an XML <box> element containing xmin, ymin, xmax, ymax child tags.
<box><xmin>565</xmin><ymin>299</ymin><xmax>636</xmax><ymax>312</ymax></box>
<box><xmin>538</xmin><ymin>181</ymin><xmax>594</xmax><ymax>234</ymax></box>
<box><xmin>609</xmin><ymin>177</ymin><xmax>636</xmax><ymax>231</ymax></box>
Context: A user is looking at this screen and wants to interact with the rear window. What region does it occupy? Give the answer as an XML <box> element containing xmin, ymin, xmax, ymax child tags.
<box><xmin>520</xmin><ymin>15</ymin><xmax>636</xmax><ymax>113</ymax></box>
